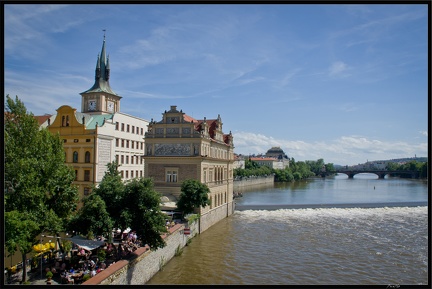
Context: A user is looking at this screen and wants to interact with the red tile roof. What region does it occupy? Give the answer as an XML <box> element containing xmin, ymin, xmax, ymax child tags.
<box><xmin>34</xmin><ymin>115</ymin><xmax>52</xmax><ymax>125</ymax></box>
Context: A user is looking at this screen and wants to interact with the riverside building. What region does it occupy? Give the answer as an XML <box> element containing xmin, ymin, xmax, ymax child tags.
<box><xmin>143</xmin><ymin>105</ymin><xmax>235</xmax><ymax>233</ymax></box>
<box><xmin>39</xmin><ymin>35</ymin><xmax>149</xmax><ymax>204</ymax></box>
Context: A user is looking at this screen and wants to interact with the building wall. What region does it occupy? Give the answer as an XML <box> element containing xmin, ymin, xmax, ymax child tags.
<box><xmin>143</xmin><ymin>106</ymin><xmax>235</xmax><ymax>232</ymax></box>
<box><xmin>43</xmin><ymin>107</ymin><xmax>149</xmax><ymax>205</ymax></box>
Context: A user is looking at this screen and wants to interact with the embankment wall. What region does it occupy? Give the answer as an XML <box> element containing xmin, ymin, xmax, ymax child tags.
<box><xmin>82</xmin><ymin>221</ymin><xmax>199</xmax><ymax>285</ymax></box>
<box><xmin>199</xmin><ymin>200</ymin><xmax>235</xmax><ymax>233</ymax></box>
<box><xmin>233</xmin><ymin>175</ymin><xmax>274</xmax><ymax>190</ymax></box>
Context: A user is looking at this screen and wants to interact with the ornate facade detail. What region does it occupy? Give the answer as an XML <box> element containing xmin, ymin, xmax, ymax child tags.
<box><xmin>154</xmin><ymin>143</ymin><xmax>191</xmax><ymax>156</ymax></box>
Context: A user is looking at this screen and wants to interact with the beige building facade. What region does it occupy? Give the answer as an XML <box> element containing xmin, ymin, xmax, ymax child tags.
<box><xmin>143</xmin><ymin>105</ymin><xmax>235</xmax><ymax>232</ymax></box>
<box><xmin>39</xmin><ymin>36</ymin><xmax>148</xmax><ymax>203</ymax></box>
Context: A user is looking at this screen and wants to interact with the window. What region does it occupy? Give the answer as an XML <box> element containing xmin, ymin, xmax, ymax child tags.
<box><xmin>126</xmin><ymin>156</ymin><xmax>129</xmax><ymax>164</ymax></box>
<box><xmin>116</xmin><ymin>138</ymin><xmax>119</xmax><ymax>147</ymax></box>
<box><xmin>73</xmin><ymin>151</ymin><xmax>78</xmax><ymax>163</ymax></box>
<box><xmin>121</xmin><ymin>123</ymin><xmax>125</xmax><ymax>131</ymax></box>
<box><xmin>121</xmin><ymin>171</ymin><xmax>124</xmax><ymax>178</ymax></box>
<box><xmin>131</xmin><ymin>156</ymin><xmax>134</xmax><ymax>164</ymax></box>
<box><xmin>127</xmin><ymin>124</ymin><xmax>130</xmax><ymax>132</ymax></box>
<box><xmin>84</xmin><ymin>188</ymin><xmax>90</xmax><ymax>196</ymax></box>
<box><xmin>131</xmin><ymin>141</ymin><xmax>134</xmax><ymax>149</ymax></box>
<box><xmin>84</xmin><ymin>170</ymin><xmax>90</xmax><ymax>181</ymax></box>
<box><xmin>131</xmin><ymin>170</ymin><xmax>134</xmax><ymax>178</ymax></box>
<box><xmin>75</xmin><ymin>170</ymin><xmax>78</xmax><ymax>181</ymax></box>
<box><xmin>62</xmin><ymin>116</ymin><xmax>66</xmax><ymax>127</ymax></box>
<box><xmin>115</xmin><ymin>122</ymin><xmax>119</xmax><ymax>130</ymax></box>
<box><xmin>126</xmin><ymin>171</ymin><xmax>129</xmax><ymax>178</ymax></box>
<box><xmin>116</xmin><ymin>155</ymin><xmax>119</xmax><ymax>163</ymax></box>
<box><xmin>86</xmin><ymin>139</ymin><xmax>91</xmax><ymax>143</ymax></box>
<box><xmin>66</xmin><ymin>116</ymin><xmax>69</xmax><ymax>127</ymax></box>
<box><xmin>121</xmin><ymin>155</ymin><xmax>124</xmax><ymax>164</ymax></box>
<box><xmin>126</xmin><ymin>140</ymin><xmax>129</xmax><ymax>148</ymax></box>
<box><xmin>132</xmin><ymin>126</ymin><xmax>135</xmax><ymax>134</ymax></box>
<box><xmin>85</xmin><ymin>151</ymin><xmax>91</xmax><ymax>163</ymax></box>
<box><xmin>141</xmin><ymin>128</ymin><xmax>144</xmax><ymax>135</ymax></box>
<box><xmin>121</xmin><ymin>139</ymin><xmax>124</xmax><ymax>147</ymax></box>
<box><xmin>166</xmin><ymin>169</ymin><xmax>178</xmax><ymax>183</ymax></box>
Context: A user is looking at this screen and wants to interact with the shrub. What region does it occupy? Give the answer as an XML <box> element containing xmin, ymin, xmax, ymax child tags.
<box><xmin>46</xmin><ymin>271</ymin><xmax>53</xmax><ymax>279</ymax></box>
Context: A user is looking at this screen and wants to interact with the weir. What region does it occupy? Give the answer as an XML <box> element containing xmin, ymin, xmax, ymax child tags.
<box><xmin>235</xmin><ymin>201</ymin><xmax>428</xmax><ymax>211</ymax></box>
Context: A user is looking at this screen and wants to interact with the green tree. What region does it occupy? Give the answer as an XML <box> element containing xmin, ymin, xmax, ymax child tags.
<box><xmin>69</xmin><ymin>194</ymin><xmax>113</xmax><ymax>238</ymax></box>
<box><xmin>92</xmin><ymin>161</ymin><xmax>125</xmax><ymax>235</ymax></box>
<box><xmin>176</xmin><ymin>179</ymin><xmax>211</xmax><ymax>215</ymax></box>
<box><xmin>122</xmin><ymin>178</ymin><xmax>167</xmax><ymax>250</ymax></box>
<box><xmin>4</xmin><ymin>95</ymin><xmax>78</xmax><ymax>282</ymax></box>
<box><xmin>385</xmin><ymin>162</ymin><xmax>399</xmax><ymax>171</ymax></box>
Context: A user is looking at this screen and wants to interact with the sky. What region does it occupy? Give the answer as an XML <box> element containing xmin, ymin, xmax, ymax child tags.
<box><xmin>4</xmin><ymin>3</ymin><xmax>429</xmax><ymax>166</ymax></box>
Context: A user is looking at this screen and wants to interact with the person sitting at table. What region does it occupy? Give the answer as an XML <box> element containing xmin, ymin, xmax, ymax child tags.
<box><xmin>69</xmin><ymin>266</ymin><xmax>75</xmax><ymax>274</ymax></box>
<box><xmin>89</xmin><ymin>259</ymin><xmax>96</xmax><ymax>270</ymax></box>
<box><xmin>90</xmin><ymin>268</ymin><xmax>97</xmax><ymax>277</ymax></box>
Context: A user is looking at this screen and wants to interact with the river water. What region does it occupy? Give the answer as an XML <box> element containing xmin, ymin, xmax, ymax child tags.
<box><xmin>146</xmin><ymin>174</ymin><xmax>429</xmax><ymax>285</ymax></box>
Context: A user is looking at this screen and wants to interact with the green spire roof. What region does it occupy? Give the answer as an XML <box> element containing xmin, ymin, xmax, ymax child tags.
<box><xmin>81</xmin><ymin>34</ymin><xmax>117</xmax><ymax>95</ymax></box>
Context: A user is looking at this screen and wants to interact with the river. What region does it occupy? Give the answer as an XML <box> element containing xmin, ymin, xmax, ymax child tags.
<box><xmin>146</xmin><ymin>174</ymin><xmax>428</xmax><ymax>285</ymax></box>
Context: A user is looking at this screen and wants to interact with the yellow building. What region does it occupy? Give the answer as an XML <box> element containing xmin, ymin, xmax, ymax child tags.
<box><xmin>40</xmin><ymin>36</ymin><xmax>149</xmax><ymax>203</ymax></box>
<box><xmin>144</xmin><ymin>105</ymin><xmax>235</xmax><ymax>233</ymax></box>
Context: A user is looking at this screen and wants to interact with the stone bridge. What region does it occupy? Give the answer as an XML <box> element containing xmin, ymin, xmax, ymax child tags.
<box><xmin>335</xmin><ymin>170</ymin><xmax>419</xmax><ymax>179</ymax></box>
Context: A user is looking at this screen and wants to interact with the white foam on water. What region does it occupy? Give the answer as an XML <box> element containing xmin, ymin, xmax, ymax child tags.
<box><xmin>234</xmin><ymin>206</ymin><xmax>428</xmax><ymax>223</ymax></box>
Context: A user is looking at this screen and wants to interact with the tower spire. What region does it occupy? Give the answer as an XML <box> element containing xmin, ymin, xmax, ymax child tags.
<box><xmin>81</xmin><ymin>30</ymin><xmax>117</xmax><ymax>96</ymax></box>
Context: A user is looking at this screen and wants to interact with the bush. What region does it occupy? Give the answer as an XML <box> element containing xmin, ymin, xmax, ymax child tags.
<box><xmin>46</xmin><ymin>271</ymin><xmax>53</xmax><ymax>279</ymax></box>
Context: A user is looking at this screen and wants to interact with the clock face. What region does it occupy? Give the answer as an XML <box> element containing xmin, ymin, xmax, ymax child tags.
<box><xmin>88</xmin><ymin>100</ymin><xmax>96</xmax><ymax>111</ymax></box>
<box><xmin>107</xmin><ymin>101</ymin><xmax>114</xmax><ymax>112</ymax></box>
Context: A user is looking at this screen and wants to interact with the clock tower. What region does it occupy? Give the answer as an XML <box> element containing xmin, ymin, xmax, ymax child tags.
<box><xmin>80</xmin><ymin>33</ymin><xmax>122</xmax><ymax>114</ymax></box>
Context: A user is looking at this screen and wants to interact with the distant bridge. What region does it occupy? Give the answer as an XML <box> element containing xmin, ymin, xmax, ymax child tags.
<box><xmin>335</xmin><ymin>170</ymin><xmax>420</xmax><ymax>179</ymax></box>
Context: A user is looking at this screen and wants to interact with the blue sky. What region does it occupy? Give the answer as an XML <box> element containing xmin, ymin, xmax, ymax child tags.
<box><xmin>4</xmin><ymin>3</ymin><xmax>429</xmax><ymax>166</ymax></box>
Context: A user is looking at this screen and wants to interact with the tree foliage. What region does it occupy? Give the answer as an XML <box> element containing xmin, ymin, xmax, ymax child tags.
<box><xmin>386</xmin><ymin>160</ymin><xmax>428</xmax><ymax>178</ymax></box>
<box><xmin>234</xmin><ymin>156</ymin><xmax>336</xmax><ymax>182</ymax></box>
<box><xmin>4</xmin><ymin>95</ymin><xmax>78</xmax><ymax>282</ymax></box>
<box><xmin>123</xmin><ymin>178</ymin><xmax>167</xmax><ymax>250</ymax></box>
<box><xmin>176</xmin><ymin>179</ymin><xmax>211</xmax><ymax>215</ymax></box>
<box><xmin>77</xmin><ymin>162</ymin><xmax>168</xmax><ymax>250</ymax></box>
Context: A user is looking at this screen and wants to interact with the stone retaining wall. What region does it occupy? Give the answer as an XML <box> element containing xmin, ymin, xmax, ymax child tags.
<box><xmin>233</xmin><ymin>175</ymin><xmax>274</xmax><ymax>189</ymax></box>
<box><xmin>82</xmin><ymin>221</ymin><xmax>199</xmax><ymax>285</ymax></box>
<box><xmin>199</xmin><ymin>200</ymin><xmax>235</xmax><ymax>233</ymax></box>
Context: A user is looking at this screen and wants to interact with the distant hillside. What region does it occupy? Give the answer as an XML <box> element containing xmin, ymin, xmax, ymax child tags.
<box><xmin>334</xmin><ymin>157</ymin><xmax>427</xmax><ymax>168</ymax></box>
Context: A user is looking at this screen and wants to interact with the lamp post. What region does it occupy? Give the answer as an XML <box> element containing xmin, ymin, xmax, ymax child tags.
<box><xmin>40</xmin><ymin>234</ymin><xmax>44</xmax><ymax>280</ymax></box>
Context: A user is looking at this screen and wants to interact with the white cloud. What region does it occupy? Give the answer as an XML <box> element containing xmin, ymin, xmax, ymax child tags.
<box><xmin>419</xmin><ymin>130</ymin><xmax>428</xmax><ymax>137</ymax></box>
<box><xmin>329</xmin><ymin>61</ymin><xmax>349</xmax><ymax>77</ymax></box>
<box><xmin>233</xmin><ymin>131</ymin><xmax>427</xmax><ymax>166</ymax></box>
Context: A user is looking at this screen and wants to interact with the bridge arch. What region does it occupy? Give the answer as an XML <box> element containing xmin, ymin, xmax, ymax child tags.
<box><xmin>336</xmin><ymin>171</ymin><xmax>388</xmax><ymax>179</ymax></box>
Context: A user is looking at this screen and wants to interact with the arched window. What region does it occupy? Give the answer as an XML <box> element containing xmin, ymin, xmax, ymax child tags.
<box><xmin>73</xmin><ymin>151</ymin><xmax>78</xmax><ymax>163</ymax></box>
<box><xmin>85</xmin><ymin>151</ymin><xmax>91</xmax><ymax>163</ymax></box>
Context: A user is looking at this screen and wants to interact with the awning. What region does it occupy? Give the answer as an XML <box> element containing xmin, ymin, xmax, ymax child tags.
<box><xmin>65</xmin><ymin>235</ymin><xmax>105</xmax><ymax>251</ymax></box>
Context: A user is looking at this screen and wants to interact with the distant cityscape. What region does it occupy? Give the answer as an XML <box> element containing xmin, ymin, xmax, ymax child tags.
<box><xmin>335</xmin><ymin>156</ymin><xmax>428</xmax><ymax>170</ymax></box>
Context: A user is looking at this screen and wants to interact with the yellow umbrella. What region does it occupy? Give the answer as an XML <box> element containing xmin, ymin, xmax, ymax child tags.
<box><xmin>33</xmin><ymin>244</ymin><xmax>47</xmax><ymax>253</ymax></box>
<box><xmin>45</xmin><ymin>242</ymin><xmax>55</xmax><ymax>250</ymax></box>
